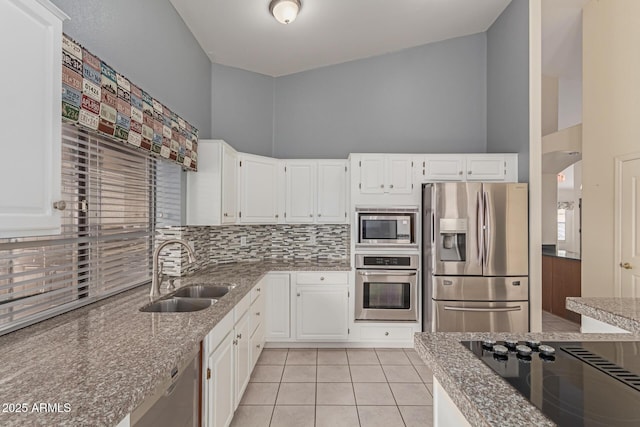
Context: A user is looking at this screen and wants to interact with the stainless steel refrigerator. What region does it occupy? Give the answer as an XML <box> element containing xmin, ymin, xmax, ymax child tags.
<box><xmin>422</xmin><ymin>182</ymin><xmax>529</xmax><ymax>332</ymax></box>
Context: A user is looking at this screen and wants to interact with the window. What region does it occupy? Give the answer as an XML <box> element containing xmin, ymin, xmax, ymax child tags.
<box><xmin>0</xmin><ymin>125</ymin><xmax>181</xmax><ymax>335</ymax></box>
<box><xmin>557</xmin><ymin>208</ymin><xmax>566</xmax><ymax>242</ymax></box>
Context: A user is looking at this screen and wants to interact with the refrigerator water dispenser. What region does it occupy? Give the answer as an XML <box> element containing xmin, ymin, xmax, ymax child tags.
<box><xmin>439</xmin><ymin>218</ymin><xmax>467</xmax><ymax>262</ymax></box>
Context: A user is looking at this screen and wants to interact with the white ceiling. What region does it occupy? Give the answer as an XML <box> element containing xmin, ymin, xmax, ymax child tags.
<box><xmin>169</xmin><ymin>0</ymin><xmax>511</xmax><ymax>77</ymax></box>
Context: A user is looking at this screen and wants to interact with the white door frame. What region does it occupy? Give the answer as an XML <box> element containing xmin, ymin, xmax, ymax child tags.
<box><xmin>614</xmin><ymin>151</ymin><xmax>640</xmax><ymax>296</ymax></box>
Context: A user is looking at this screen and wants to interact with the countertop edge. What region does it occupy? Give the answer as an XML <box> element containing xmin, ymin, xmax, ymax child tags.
<box><xmin>566</xmin><ymin>297</ymin><xmax>640</xmax><ymax>334</ymax></box>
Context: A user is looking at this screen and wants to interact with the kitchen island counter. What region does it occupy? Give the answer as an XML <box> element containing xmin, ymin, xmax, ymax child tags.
<box><xmin>0</xmin><ymin>259</ymin><xmax>350</xmax><ymax>427</ymax></box>
<box><xmin>414</xmin><ymin>331</ymin><xmax>640</xmax><ymax>427</ymax></box>
<box><xmin>567</xmin><ymin>296</ymin><xmax>640</xmax><ymax>334</ymax></box>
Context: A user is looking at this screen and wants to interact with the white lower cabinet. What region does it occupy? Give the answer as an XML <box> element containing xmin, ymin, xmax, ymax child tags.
<box><xmin>265</xmin><ymin>273</ymin><xmax>291</xmax><ymax>339</ymax></box>
<box><xmin>206</xmin><ymin>332</ymin><xmax>235</xmax><ymax>427</ymax></box>
<box><xmin>203</xmin><ymin>282</ymin><xmax>265</xmax><ymax>427</ymax></box>
<box><xmin>296</xmin><ymin>285</ymin><xmax>349</xmax><ymax>340</ymax></box>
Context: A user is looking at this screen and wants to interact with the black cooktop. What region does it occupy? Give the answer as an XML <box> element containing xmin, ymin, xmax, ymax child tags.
<box><xmin>463</xmin><ymin>340</ymin><xmax>640</xmax><ymax>426</ymax></box>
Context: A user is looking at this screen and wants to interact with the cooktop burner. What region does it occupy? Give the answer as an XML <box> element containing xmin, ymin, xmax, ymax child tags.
<box><xmin>463</xmin><ymin>340</ymin><xmax>640</xmax><ymax>426</ymax></box>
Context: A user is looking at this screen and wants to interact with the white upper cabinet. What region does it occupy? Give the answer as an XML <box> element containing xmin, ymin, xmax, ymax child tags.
<box><xmin>283</xmin><ymin>160</ymin><xmax>348</xmax><ymax>224</ymax></box>
<box><xmin>238</xmin><ymin>154</ymin><xmax>279</xmax><ymax>223</ymax></box>
<box><xmin>187</xmin><ymin>140</ymin><xmax>237</xmax><ymax>226</ymax></box>
<box><xmin>317</xmin><ymin>161</ymin><xmax>348</xmax><ymax>223</ymax></box>
<box><xmin>356</xmin><ymin>155</ymin><xmax>414</xmax><ymax>195</ymax></box>
<box><xmin>0</xmin><ymin>0</ymin><xmax>67</xmax><ymax>238</ymax></box>
<box><xmin>422</xmin><ymin>155</ymin><xmax>465</xmax><ymax>181</ymax></box>
<box><xmin>417</xmin><ymin>154</ymin><xmax>518</xmax><ymax>183</ymax></box>
<box><xmin>284</xmin><ymin>161</ymin><xmax>316</xmax><ymax>223</ymax></box>
<box><xmin>466</xmin><ymin>154</ymin><xmax>506</xmax><ymax>181</ymax></box>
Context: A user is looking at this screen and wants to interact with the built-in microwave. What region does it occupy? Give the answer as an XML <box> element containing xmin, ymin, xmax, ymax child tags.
<box><xmin>357</xmin><ymin>207</ymin><xmax>418</xmax><ymax>246</ymax></box>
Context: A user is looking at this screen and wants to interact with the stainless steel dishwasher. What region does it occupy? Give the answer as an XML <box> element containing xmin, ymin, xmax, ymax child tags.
<box><xmin>131</xmin><ymin>348</ymin><xmax>201</xmax><ymax>427</ymax></box>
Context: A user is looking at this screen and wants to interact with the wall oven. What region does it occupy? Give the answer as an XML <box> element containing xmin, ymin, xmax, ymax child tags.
<box><xmin>355</xmin><ymin>254</ymin><xmax>419</xmax><ymax>321</ymax></box>
<box><xmin>356</xmin><ymin>207</ymin><xmax>418</xmax><ymax>246</ymax></box>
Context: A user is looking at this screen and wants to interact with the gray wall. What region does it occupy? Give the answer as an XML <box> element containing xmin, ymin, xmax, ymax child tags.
<box><xmin>211</xmin><ymin>63</ymin><xmax>274</xmax><ymax>156</ymax></box>
<box><xmin>272</xmin><ymin>34</ymin><xmax>488</xmax><ymax>158</ymax></box>
<box><xmin>486</xmin><ymin>0</ymin><xmax>530</xmax><ymax>182</ymax></box>
<box><xmin>51</xmin><ymin>0</ymin><xmax>212</xmax><ymax>138</ymax></box>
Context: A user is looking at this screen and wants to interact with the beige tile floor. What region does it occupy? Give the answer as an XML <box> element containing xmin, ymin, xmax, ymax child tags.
<box><xmin>232</xmin><ymin>348</ymin><xmax>434</xmax><ymax>427</ymax></box>
<box><xmin>541</xmin><ymin>310</ymin><xmax>581</xmax><ymax>332</ymax></box>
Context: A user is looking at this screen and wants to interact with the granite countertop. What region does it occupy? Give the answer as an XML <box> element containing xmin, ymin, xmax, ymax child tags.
<box><xmin>0</xmin><ymin>259</ymin><xmax>350</xmax><ymax>427</ymax></box>
<box><xmin>414</xmin><ymin>331</ymin><xmax>640</xmax><ymax>427</ymax></box>
<box><xmin>542</xmin><ymin>246</ymin><xmax>581</xmax><ymax>261</ymax></box>
<box><xmin>567</xmin><ymin>297</ymin><xmax>640</xmax><ymax>334</ymax></box>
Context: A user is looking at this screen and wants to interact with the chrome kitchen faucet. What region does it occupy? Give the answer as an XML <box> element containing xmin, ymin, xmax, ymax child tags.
<box><xmin>151</xmin><ymin>239</ymin><xmax>196</xmax><ymax>299</ymax></box>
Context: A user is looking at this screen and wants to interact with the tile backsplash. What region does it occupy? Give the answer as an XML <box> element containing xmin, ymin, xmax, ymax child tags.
<box><xmin>156</xmin><ymin>224</ymin><xmax>349</xmax><ymax>276</ymax></box>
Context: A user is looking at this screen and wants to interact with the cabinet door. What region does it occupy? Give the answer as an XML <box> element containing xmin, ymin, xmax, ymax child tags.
<box><xmin>206</xmin><ymin>333</ymin><xmax>234</xmax><ymax>427</ymax></box>
<box><xmin>424</xmin><ymin>156</ymin><xmax>465</xmax><ymax>182</ymax></box>
<box><xmin>387</xmin><ymin>156</ymin><xmax>414</xmax><ymax>194</ymax></box>
<box><xmin>358</xmin><ymin>156</ymin><xmax>386</xmax><ymax>194</ymax></box>
<box><xmin>221</xmin><ymin>145</ymin><xmax>237</xmax><ymax>224</ymax></box>
<box><xmin>0</xmin><ymin>0</ymin><xmax>66</xmax><ymax>238</ymax></box>
<box><xmin>265</xmin><ymin>273</ymin><xmax>291</xmax><ymax>340</ymax></box>
<box><xmin>234</xmin><ymin>312</ymin><xmax>251</xmax><ymax>408</ymax></box>
<box><xmin>296</xmin><ymin>285</ymin><xmax>349</xmax><ymax>340</ymax></box>
<box><xmin>317</xmin><ymin>161</ymin><xmax>347</xmax><ymax>223</ymax></box>
<box><xmin>285</xmin><ymin>162</ymin><xmax>316</xmax><ymax>223</ymax></box>
<box><xmin>466</xmin><ymin>155</ymin><xmax>506</xmax><ymax>181</ymax></box>
<box><xmin>238</xmin><ymin>154</ymin><xmax>278</xmax><ymax>223</ymax></box>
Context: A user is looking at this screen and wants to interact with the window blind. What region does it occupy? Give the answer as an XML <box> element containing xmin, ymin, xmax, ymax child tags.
<box><xmin>0</xmin><ymin>124</ymin><xmax>181</xmax><ymax>335</ymax></box>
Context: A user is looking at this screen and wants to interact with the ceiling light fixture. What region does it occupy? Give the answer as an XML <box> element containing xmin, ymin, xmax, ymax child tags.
<box><xmin>269</xmin><ymin>0</ymin><xmax>301</xmax><ymax>25</ymax></box>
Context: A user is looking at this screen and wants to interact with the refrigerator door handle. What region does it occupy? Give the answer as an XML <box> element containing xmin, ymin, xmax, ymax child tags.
<box><xmin>476</xmin><ymin>192</ymin><xmax>483</xmax><ymax>264</ymax></box>
<box><xmin>443</xmin><ymin>306</ymin><xmax>522</xmax><ymax>313</ymax></box>
<box><xmin>431</xmin><ymin>212</ymin><xmax>435</xmax><ymax>244</ymax></box>
<box><xmin>483</xmin><ymin>191</ymin><xmax>490</xmax><ymax>267</ymax></box>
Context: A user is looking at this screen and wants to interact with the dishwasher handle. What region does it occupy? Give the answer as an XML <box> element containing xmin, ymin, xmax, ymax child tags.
<box><xmin>443</xmin><ymin>305</ymin><xmax>522</xmax><ymax>313</ymax></box>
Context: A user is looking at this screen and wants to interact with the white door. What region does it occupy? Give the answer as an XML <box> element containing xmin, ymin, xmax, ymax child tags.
<box><xmin>619</xmin><ymin>157</ymin><xmax>640</xmax><ymax>297</ymax></box>
<box><xmin>387</xmin><ymin>156</ymin><xmax>414</xmax><ymax>194</ymax></box>
<box><xmin>296</xmin><ymin>285</ymin><xmax>349</xmax><ymax>340</ymax></box>
<box><xmin>265</xmin><ymin>273</ymin><xmax>291</xmax><ymax>339</ymax></box>
<box><xmin>0</xmin><ymin>0</ymin><xmax>66</xmax><ymax>238</ymax></box>
<box><xmin>285</xmin><ymin>162</ymin><xmax>315</xmax><ymax>223</ymax></box>
<box><xmin>221</xmin><ymin>145</ymin><xmax>237</xmax><ymax>224</ymax></box>
<box><xmin>206</xmin><ymin>333</ymin><xmax>234</xmax><ymax>427</ymax></box>
<box><xmin>234</xmin><ymin>312</ymin><xmax>251</xmax><ymax>408</ymax></box>
<box><xmin>424</xmin><ymin>156</ymin><xmax>465</xmax><ymax>182</ymax></box>
<box><xmin>238</xmin><ymin>154</ymin><xmax>278</xmax><ymax>223</ymax></box>
<box><xmin>359</xmin><ymin>156</ymin><xmax>386</xmax><ymax>194</ymax></box>
<box><xmin>466</xmin><ymin>155</ymin><xmax>506</xmax><ymax>181</ymax></box>
<box><xmin>317</xmin><ymin>161</ymin><xmax>347</xmax><ymax>223</ymax></box>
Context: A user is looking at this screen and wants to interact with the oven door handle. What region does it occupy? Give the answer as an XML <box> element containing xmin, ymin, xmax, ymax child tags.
<box><xmin>443</xmin><ymin>305</ymin><xmax>522</xmax><ymax>312</ymax></box>
<box><xmin>357</xmin><ymin>271</ymin><xmax>417</xmax><ymax>276</ymax></box>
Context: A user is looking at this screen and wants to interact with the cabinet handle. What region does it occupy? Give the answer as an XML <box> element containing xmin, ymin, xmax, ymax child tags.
<box><xmin>459</xmin><ymin>171</ymin><xmax>463</xmax><ymax>175</ymax></box>
<box><xmin>468</xmin><ymin>171</ymin><xmax>472</xmax><ymax>174</ymax></box>
<box><xmin>309</xmin><ymin>214</ymin><xmax>313</xmax><ymax>217</ymax></box>
<box><xmin>389</xmin><ymin>184</ymin><xmax>394</xmax><ymax>189</ymax></box>
<box><xmin>233</xmin><ymin>340</ymin><xmax>238</xmax><ymax>345</ymax></box>
<box><xmin>256</xmin><ymin>288</ymin><xmax>261</xmax><ymax>292</ymax></box>
<box><xmin>256</xmin><ymin>311</ymin><xmax>261</xmax><ymax>316</ymax></box>
<box><xmin>257</xmin><ymin>344</ymin><xmax>261</xmax><ymax>349</ymax></box>
<box><xmin>320</xmin><ymin>276</ymin><xmax>325</xmax><ymax>281</ymax></box>
<box><xmin>297</xmin><ymin>292</ymin><xmax>301</xmax><ymax>297</ymax></box>
<box><xmin>224</xmin><ymin>213</ymin><xmax>228</xmax><ymax>217</ymax></box>
<box><xmin>52</xmin><ymin>201</ymin><xmax>66</xmax><ymax>211</ymax></box>
<box><xmin>318</xmin><ymin>213</ymin><xmax>322</xmax><ymax>217</ymax></box>
<box><xmin>385</xmin><ymin>332</ymin><xmax>389</xmax><ymax>336</ymax></box>
<box><xmin>380</xmin><ymin>184</ymin><xmax>384</xmax><ymax>188</ymax></box>
<box><xmin>275</xmin><ymin>214</ymin><xmax>279</xmax><ymax>218</ymax></box>
<box><xmin>237</xmin><ymin>333</ymin><xmax>242</xmax><ymax>339</ymax></box>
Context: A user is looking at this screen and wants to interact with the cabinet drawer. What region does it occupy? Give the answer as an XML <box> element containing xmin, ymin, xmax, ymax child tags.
<box><xmin>251</xmin><ymin>282</ymin><xmax>264</xmax><ymax>303</ymax></box>
<box><xmin>250</xmin><ymin>321</ymin><xmax>265</xmax><ymax>368</ymax></box>
<box><xmin>250</xmin><ymin>294</ymin><xmax>264</xmax><ymax>336</ymax></box>
<box><xmin>206</xmin><ymin>310</ymin><xmax>234</xmax><ymax>353</ymax></box>
<box><xmin>234</xmin><ymin>293</ymin><xmax>251</xmax><ymax>323</ymax></box>
<box><xmin>359</xmin><ymin>325</ymin><xmax>415</xmax><ymax>342</ymax></box>
<box><xmin>296</xmin><ymin>271</ymin><xmax>348</xmax><ymax>285</ymax></box>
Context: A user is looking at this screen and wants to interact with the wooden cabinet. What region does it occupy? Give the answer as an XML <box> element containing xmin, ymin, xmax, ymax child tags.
<box><xmin>294</xmin><ymin>271</ymin><xmax>350</xmax><ymax>341</ymax></box>
<box><xmin>187</xmin><ymin>140</ymin><xmax>237</xmax><ymax>225</ymax></box>
<box><xmin>357</xmin><ymin>155</ymin><xmax>414</xmax><ymax>195</ymax></box>
<box><xmin>0</xmin><ymin>0</ymin><xmax>67</xmax><ymax>238</ymax></box>
<box><xmin>542</xmin><ymin>255</ymin><xmax>581</xmax><ymax>323</ymax></box>
<box><xmin>264</xmin><ymin>273</ymin><xmax>291</xmax><ymax>340</ymax></box>
<box><xmin>283</xmin><ymin>160</ymin><xmax>348</xmax><ymax>224</ymax></box>
<box><xmin>238</xmin><ymin>154</ymin><xmax>279</xmax><ymax>223</ymax></box>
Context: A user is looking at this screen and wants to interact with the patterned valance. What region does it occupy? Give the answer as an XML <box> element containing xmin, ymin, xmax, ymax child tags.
<box><xmin>60</xmin><ymin>34</ymin><xmax>198</xmax><ymax>171</ymax></box>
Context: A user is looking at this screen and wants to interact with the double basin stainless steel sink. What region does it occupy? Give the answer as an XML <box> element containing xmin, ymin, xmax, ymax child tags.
<box><xmin>140</xmin><ymin>283</ymin><xmax>237</xmax><ymax>313</ymax></box>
